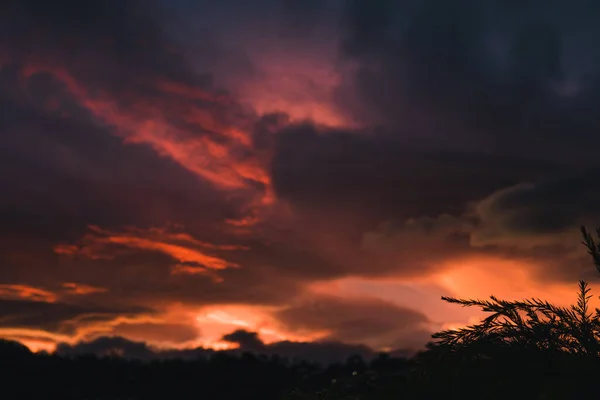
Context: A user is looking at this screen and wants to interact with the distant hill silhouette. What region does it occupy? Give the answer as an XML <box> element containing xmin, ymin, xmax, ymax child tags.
<box><xmin>0</xmin><ymin>338</ymin><xmax>32</xmax><ymax>359</ymax></box>
<box><xmin>54</xmin><ymin>329</ymin><xmax>406</xmax><ymax>366</ymax></box>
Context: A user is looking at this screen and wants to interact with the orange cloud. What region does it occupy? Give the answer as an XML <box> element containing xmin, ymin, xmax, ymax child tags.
<box><xmin>2</xmin><ymin>303</ymin><xmax>324</xmax><ymax>354</ymax></box>
<box><xmin>16</xmin><ymin>62</ymin><xmax>273</xmax><ymax>216</ymax></box>
<box><xmin>170</xmin><ymin>264</ymin><xmax>225</xmax><ymax>284</ymax></box>
<box><xmin>10</xmin><ymin>48</ymin><xmax>360</xmax><ymax>230</ymax></box>
<box><xmin>111</xmin><ymin>322</ymin><xmax>200</xmax><ymax>345</ymax></box>
<box><xmin>193</xmin><ymin>304</ymin><xmax>327</xmax><ymax>348</ymax></box>
<box><xmin>54</xmin><ymin>225</ymin><xmax>246</xmax><ymax>276</ymax></box>
<box><xmin>428</xmin><ymin>256</ymin><xmax>582</xmax><ymax>307</ymax></box>
<box><xmin>0</xmin><ymin>284</ymin><xmax>57</xmax><ymax>303</ymax></box>
<box><xmin>309</xmin><ymin>254</ymin><xmax>596</xmax><ymax>340</ymax></box>
<box><xmin>0</xmin><ymin>328</ymin><xmax>70</xmax><ymax>353</ymax></box>
<box><xmin>225</xmin><ymin>216</ymin><xmax>261</xmax><ymax>228</ymax></box>
<box><xmin>61</xmin><ymin>283</ymin><xmax>108</xmax><ymax>296</ymax></box>
<box><xmin>0</xmin><ymin>309</ymin><xmax>163</xmax><ymax>354</ymax></box>
<box><xmin>53</xmin><ymin>244</ymin><xmax>115</xmax><ymax>260</ymax></box>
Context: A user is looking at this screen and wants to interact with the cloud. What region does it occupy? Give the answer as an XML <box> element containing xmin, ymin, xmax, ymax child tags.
<box><xmin>0</xmin><ymin>298</ymin><xmax>151</xmax><ymax>336</ymax></box>
<box><xmin>0</xmin><ymin>284</ymin><xmax>57</xmax><ymax>303</ymax></box>
<box><xmin>334</xmin><ymin>0</ymin><xmax>600</xmax><ymax>161</ymax></box>
<box><xmin>275</xmin><ymin>294</ymin><xmax>432</xmax><ymax>350</ymax></box>
<box><xmin>4</xmin><ymin>0</ymin><xmax>200</xmax><ymax>94</ymax></box>
<box><xmin>359</xmin><ymin>184</ymin><xmax>599</xmax><ymax>284</ymax></box>
<box><xmin>54</xmin><ymin>225</ymin><xmax>247</xmax><ymax>280</ymax></box>
<box><xmin>359</xmin><ymin>214</ymin><xmax>476</xmax><ymax>277</ymax></box>
<box><xmin>111</xmin><ymin>322</ymin><xmax>199</xmax><ymax>344</ymax></box>
<box><xmin>472</xmin><ymin>169</ymin><xmax>600</xmax><ymax>248</ymax></box>
<box><xmin>447</xmin><ymin>169</ymin><xmax>600</xmax><ymax>282</ymax></box>
<box><xmin>2</xmin><ymin>0</ymin><xmax>275</xmax><ymax>225</ymax></box>
<box><xmin>270</xmin><ymin>122</ymin><xmax>565</xmax><ymax>237</ymax></box>
<box><xmin>3</xmin><ymin>0</ymin><xmax>600</xmax><ymax>360</ymax></box>
<box><xmin>0</xmin><ymin>66</ymin><xmax>238</xmax><ymax>247</ymax></box>
<box><xmin>61</xmin><ymin>283</ymin><xmax>108</xmax><ymax>296</ymax></box>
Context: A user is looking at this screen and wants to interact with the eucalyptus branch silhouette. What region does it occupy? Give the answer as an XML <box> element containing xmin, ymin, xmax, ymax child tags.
<box><xmin>431</xmin><ymin>226</ymin><xmax>600</xmax><ymax>357</ymax></box>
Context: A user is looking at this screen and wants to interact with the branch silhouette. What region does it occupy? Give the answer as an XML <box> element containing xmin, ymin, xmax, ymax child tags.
<box><xmin>431</xmin><ymin>227</ymin><xmax>600</xmax><ymax>358</ymax></box>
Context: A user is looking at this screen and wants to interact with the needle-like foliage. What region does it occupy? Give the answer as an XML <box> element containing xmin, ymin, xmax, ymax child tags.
<box><xmin>432</xmin><ymin>226</ymin><xmax>600</xmax><ymax>357</ymax></box>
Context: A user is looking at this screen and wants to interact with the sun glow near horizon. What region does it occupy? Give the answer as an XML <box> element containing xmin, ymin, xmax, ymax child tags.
<box><xmin>307</xmin><ymin>254</ymin><xmax>596</xmax><ymax>337</ymax></box>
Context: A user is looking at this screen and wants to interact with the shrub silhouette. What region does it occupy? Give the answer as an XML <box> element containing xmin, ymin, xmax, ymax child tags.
<box><xmin>432</xmin><ymin>226</ymin><xmax>600</xmax><ymax>355</ymax></box>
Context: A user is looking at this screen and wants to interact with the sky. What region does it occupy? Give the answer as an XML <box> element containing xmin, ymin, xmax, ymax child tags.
<box><xmin>2</xmin><ymin>0</ymin><xmax>600</xmax><ymax>361</ymax></box>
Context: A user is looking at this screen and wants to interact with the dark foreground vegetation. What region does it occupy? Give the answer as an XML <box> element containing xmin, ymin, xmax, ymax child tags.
<box><xmin>4</xmin><ymin>227</ymin><xmax>600</xmax><ymax>399</ymax></box>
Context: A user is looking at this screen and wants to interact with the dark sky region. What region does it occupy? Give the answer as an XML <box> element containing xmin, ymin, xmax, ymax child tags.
<box><xmin>2</xmin><ymin>0</ymin><xmax>600</xmax><ymax>361</ymax></box>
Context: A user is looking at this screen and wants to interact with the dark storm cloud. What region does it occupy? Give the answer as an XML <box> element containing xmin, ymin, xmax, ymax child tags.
<box><xmin>335</xmin><ymin>0</ymin><xmax>600</xmax><ymax>160</ymax></box>
<box><xmin>0</xmin><ymin>299</ymin><xmax>151</xmax><ymax>335</ymax></box>
<box><xmin>112</xmin><ymin>322</ymin><xmax>199</xmax><ymax>344</ymax></box>
<box><xmin>3</xmin><ymin>0</ymin><xmax>600</xmax><ymax>357</ymax></box>
<box><xmin>42</xmin><ymin>243</ymin><xmax>308</xmax><ymax>310</ymax></box>
<box><xmin>0</xmin><ymin>0</ymin><xmax>241</xmax><ymax>243</ymax></box>
<box><xmin>276</xmin><ymin>295</ymin><xmax>432</xmax><ymax>349</ymax></box>
<box><xmin>0</xmin><ymin>0</ymin><xmax>263</xmax><ymax>307</ymax></box>
<box><xmin>472</xmin><ymin>169</ymin><xmax>600</xmax><ymax>247</ymax></box>
<box><xmin>169</xmin><ymin>0</ymin><xmax>333</xmax><ymax>42</ymax></box>
<box><xmin>266</xmin><ymin>121</ymin><xmax>592</xmax><ymax>281</ymax></box>
<box><xmin>359</xmin><ymin>214</ymin><xmax>476</xmax><ymax>277</ymax></box>
<box><xmin>0</xmin><ymin>80</ymin><xmax>234</xmax><ymax>241</ymax></box>
<box><xmin>2</xmin><ymin>0</ymin><xmax>211</xmax><ymax>96</ymax></box>
<box><xmin>271</xmin><ymin>123</ymin><xmax>566</xmax><ymax>230</ymax></box>
<box><xmin>0</xmin><ymin>65</ymin><xmax>240</xmax><ymax>295</ymax></box>
<box><xmin>359</xmin><ymin>207</ymin><xmax>599</xmax><ymax>283</ymax></box>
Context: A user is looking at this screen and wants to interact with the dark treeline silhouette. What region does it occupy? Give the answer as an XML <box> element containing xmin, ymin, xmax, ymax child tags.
<box><xmin>54</xmin><ymin>333</ymin><xmax>387</xmax><ymax>366</ymax></box>
<box><xmin>0</xmin><ymin>337</ymin><xmax>411</xmax><ymax>399</ymax></box>
<box><xmin>4</xmin><ymin>227</ymin><xmax>600</xmax><ymax>399</ymax></box>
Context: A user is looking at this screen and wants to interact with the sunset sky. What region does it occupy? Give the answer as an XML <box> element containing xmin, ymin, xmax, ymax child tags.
<box><xmin>2</xmin><ymin>0</ymin><xmax>600</xmax><ymax>360</ymax></box>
